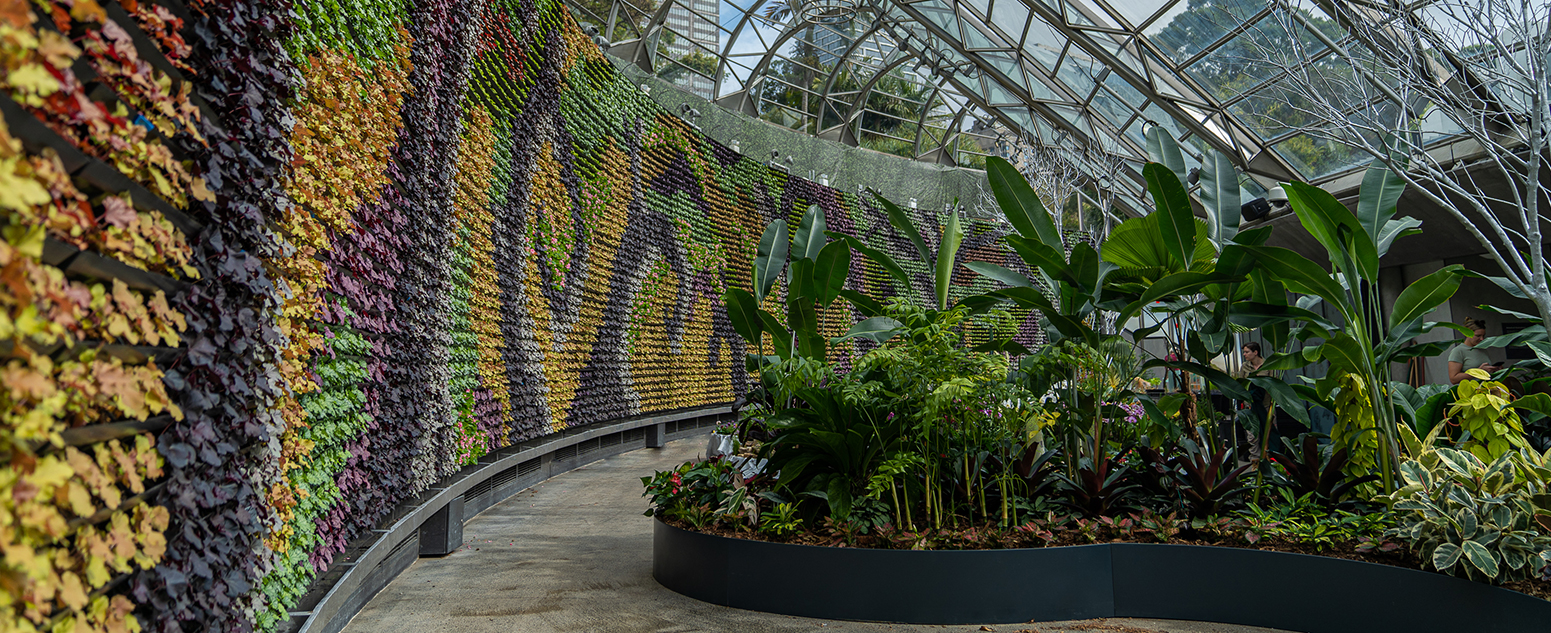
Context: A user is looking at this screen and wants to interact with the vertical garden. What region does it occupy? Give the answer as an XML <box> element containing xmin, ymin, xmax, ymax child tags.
<box><xmin>0</xmin><ymin>0</ymin><xmax>1028</xmax><ymax>630</ymax></box>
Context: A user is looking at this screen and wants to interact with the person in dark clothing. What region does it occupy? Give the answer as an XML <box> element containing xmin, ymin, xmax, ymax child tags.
<box><xmin>1237</xmin><ymin>342</ymin><xmax>1273</xmax><ymax>460</ymax></box>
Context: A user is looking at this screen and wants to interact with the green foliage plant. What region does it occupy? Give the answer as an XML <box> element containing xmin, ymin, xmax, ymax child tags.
<box><xmin>756</xmin><ymin>383</ymin><xmax>904</xmax><ymax>522</ymax></box>
<box><xmin>758</xmin><ymin>502</ymin><xmax>803</xmax><ymax>538</ymax></box>
<box><xmin>1268</xmin><ymin>433</ymin><xmax>1380</xmax><ymax>505</ymax></box>
<box><xmin>641</xmin><ymin>458</ymin><xmax>746</xmax><ymax>529</ymax></box>
<box><xmin>1448</xmin><ymin>369</ymin><xmax>1531</xmax><ymax>462</ymax></box>
<box><xmin>1384</xmin><ymin>430</ymin><xmax>1551</xmax><ymax>584</ymax></box>
<box><xmin>1239</xmin><ymin>489</ymin><xmax>1393</xmax><ymax>552</ymax></box>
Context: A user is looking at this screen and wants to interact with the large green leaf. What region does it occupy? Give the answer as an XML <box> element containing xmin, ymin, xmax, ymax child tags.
<box><xmin>1247</xmin><ymin>268</ymin><xmax>1289</xmax><ymax>349</ymax></box>
<box><xmin>1512</xmin><ymin>393</ymin><xmax>1551</xmax><ymax>418</ymax></box>
<box><xmin>1069</xmin><ymin>241</ymin><xmax>1100</xmax><ymax>293</ymax></box>
<box><xmin>754</xmin><ymin>219</ymin><xmax>789</xmax><ymax>302</ymax></box>
<box><xmin>987</xmin><ymin>156</ymin><xmax>1061</xmax><ymax>250</ymax></box>
<box><xmin>995</xmin><ymin>287</ymin><xmax>1093</xmax><ymax>343</ymax></box>
<box><xmin>1007</xmin><ymin>235</ymin><xmax>1075</xmax><ymax>285</ymax></box>
<box><xmin>1247</xmin><ymin>375</ymin><xmax>1312</xmax><ymax>428</ymax></box>
<box><xmin>1144</xmin><ymin>358</ymin><xmax>1252</xmax><ymax>400</ymax></box>
<box><xmin>963</xmin><ymin>261</ymin><xmax>1033</xmax><ymax>287</ymax></box>
<box><xmin>789</xmin><ymin>258</ymin><xmax>817</xmax><ymax>300</ymax></box>
<box><xmin>1198</xmin><ymin>150</ymin><xmax>1239</xmax><ymax>245</ymax></box>
<box><xmin>722</xmin><ymin>287</ymin><xmax>763</xmax><ymax>346</ymax></box>
<box><xmin>831</xmin><ymin>316</ymin><xmax>904</xmax><ymax>345</ymax></box>
<box><xmin>1117</xmin><ymin>271</ymin><xmax>1242</xmax><ymax>325</ymax></box>
<box><xmin>935</xmin><ymin>208</ymin><xmax>963</xmax><ymax>310</ymax></box>
<box><xmin>813</xmin><ymin>240</ymin><xmax>851</xmax><ymax>307</ymax></box>
<box><xmin>792</xmin><ymin>205</ymin><xmax>828</xmax><ymax>261</ymax></box>
<box><xmin>1478</xmin><ymin>304</ymin><xmax>1543</xmax><ymax>321</ymax></box>
<box><xmin>1259</xmin><ymin>352</ymin><xmax>1313</xmax><ymax>372</ymax></box>
<box><xmin>1240</xmin><ymin>245</ymin><xmax>1349</xmax><ymax>312</ymax></box>
<box><xmin>1389</xmin><ymin>265</ymin><xmax>1466</xmax><ymax>330</ymax></box>
<box><xmin>1283</xmin><ymin>181</ymin><xmax>1378</xmax><ymax>283</ymax></box>
<box><xmin>827</xmin><ymin>232</ymin><xmax>912</xmax><ymax>292</ymax></box>
<box><xmin>1460</xmin><ymin>540</ymin><xmax>1498</xmax><ymax>578</ymax></box>
<box><xmin>1103</xmin><ymin>214</ymin><xmax>1214</xmax><ymax>279</ymax></box>
<box><xmin>1375</xmin><ymin>216</ymin><xmax>1423</xmax><ymax>257</ymax></box>
<box><xmin>1485</xmin><ymin>274</ymin><xmax>1530</xmax><ymax>299</ymax></box>
<box><xmin>1144</xmin><ymin>125</ymin><xmax>1188</xmax><ymax>186</ymax></box>
<box><xmin>954</xmin><ymin>293</ymin><xmax>1007</xmax><ymax>315</ymax></box>
<box><xmin>1526</xmin><ymin>341</ymin><xmax>1551</xmax><ymax>368</ymax></box>
<box><xmin>1317</xmin><ymin>333</ymin><xmax>1369</xmax><ymax>378</ymax></box>
<box><xmin>1144</xmin><ymin>162</ymin><xmax>1197</xmax><ymax>271</ymax></box>
<box><xmin>756</xmin><ymin>309</ymin><xmax>792</xmax><ymax>359</ymax></box>
<box><xmin>871</xmin><ymin>191</ymin><xmax>932</xmax><ymax>264</ymax></box>
<box><xmin>1357</xmin><ymin>153</ymin><xmax>1406</xmax><ymax>247</ymax></box>
<box><xmin>837</xmin><ymin>289</ymin><xmax>884</xmax><ymax>317</ymax></box>
<box><xmin>788</xmin><ymin>298</ymin><xmax>823</xmax><ymax>359</ymax></box>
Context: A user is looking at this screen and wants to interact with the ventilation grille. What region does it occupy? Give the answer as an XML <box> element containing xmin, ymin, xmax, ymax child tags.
<box><xmin>374</xmin><ymin>534</ymin><xmax>417</xmax><ymax>572</ymax></box>
<box><xmin>517</xmin><ymin>458</ymin><xmax>540</xmax><ymax>477</ymax></box>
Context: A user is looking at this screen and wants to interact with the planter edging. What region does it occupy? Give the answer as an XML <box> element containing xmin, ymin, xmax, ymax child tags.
<box><xmin>653</xmin><ymin>518</ymin><xmax>1551</xmax><ymax>632</ymax></box>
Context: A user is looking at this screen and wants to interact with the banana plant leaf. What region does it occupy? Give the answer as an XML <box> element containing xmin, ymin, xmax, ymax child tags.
<box><xmin>831</xmin><ymin>316</ymin><xmax>904</xmax><ymax>345</ymax></box>
<box><xmin>1145</xmin><ymin>163</ymin><xmax>1199</xmax><ymax>271</ymax></box>
<box><xmin>722</xmin><ymin>287</ymin><xmax>763</xmax><ymax>346</ymax></box>
<box><xmin>754</xmin><ymin>219</ymin><xmax>789</xmax><ymax>302</ymax></box>
<box><xmin>792</xmin><ymin>205</ymin><xmax>828</xmax><ymax>261</ymax></box>
<box><xmin>870</xmin><ymin>190</ymin><xmax>933</xmax><ymax>265</ymax></box>
<box><xmin>986</xmin><ymin>156</ymin><xmax>1061</xmax><ymax>250</ymax></box>
<box><xmin>935</xmin><ymin>208</ymin><xmax>963</xmax><ymax>310</ymax></box>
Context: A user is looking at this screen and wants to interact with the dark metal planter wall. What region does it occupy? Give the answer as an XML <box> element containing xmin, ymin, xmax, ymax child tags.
<box><xmin>654</xmin><ymin>519</ymin><xmax>1551</xmax><ymax>632</ymax></box>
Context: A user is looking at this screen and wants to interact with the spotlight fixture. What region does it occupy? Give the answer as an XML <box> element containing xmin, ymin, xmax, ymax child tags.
<box><xmin>1241</xmin><ymin>197</ymin><xmax>1271</xmax><ymax>222</ymax></box>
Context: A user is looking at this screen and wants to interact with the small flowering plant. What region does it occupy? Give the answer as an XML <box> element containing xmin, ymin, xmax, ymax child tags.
<box><xmin>641</xmin><ymin>457</ymin><xmax>748</xmax><ymax>527</ymax></box>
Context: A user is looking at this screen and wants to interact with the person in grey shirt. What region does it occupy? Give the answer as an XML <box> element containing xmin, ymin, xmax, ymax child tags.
<box><xmin>1447</xmin><ymin>317</ymin><xmax>1500</xmax><ymax>384</ymax></box>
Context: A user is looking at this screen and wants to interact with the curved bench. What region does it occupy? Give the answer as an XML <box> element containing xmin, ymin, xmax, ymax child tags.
<box><xmin>286</xmin><ymin>405</ymin><xmax>734</xmax><ymax>633</ymax></box>
<box><xmin>654</xmin><ymin>519</ymin><xmax>1551</xmax><ymax>632</ymax></box>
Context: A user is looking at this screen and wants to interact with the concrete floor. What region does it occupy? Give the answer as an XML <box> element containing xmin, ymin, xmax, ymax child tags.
<box><xmin>343</xmin><ymin>438</ymin><xmax>1296</xmax><ymax>633</ymax></box>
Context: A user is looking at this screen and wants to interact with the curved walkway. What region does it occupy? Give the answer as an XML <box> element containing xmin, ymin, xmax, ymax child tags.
<box><xmin>343</xmin><ymin>438</ymin><xmax>1294</xmax><ymax>633</ymax></box>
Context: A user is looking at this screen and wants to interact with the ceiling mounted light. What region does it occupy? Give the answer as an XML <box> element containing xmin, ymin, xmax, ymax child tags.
<box><xmin>799</xmin><ymin>0</ymin><xmax>858</xmax><ymax>25</ymax></box>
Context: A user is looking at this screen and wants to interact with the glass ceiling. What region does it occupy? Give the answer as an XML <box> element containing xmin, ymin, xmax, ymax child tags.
<box><xmin>566</xmin><ymin>0</ymin><xmax>1520</xmax><ymax>216</ymax></box>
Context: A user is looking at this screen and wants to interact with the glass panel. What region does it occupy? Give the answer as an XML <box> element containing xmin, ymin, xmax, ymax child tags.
<box><xmin>1182</xmin><ymin>10</ymin><xmax>1330</xmax><ymax>101</ymax></box>
<box><xmin>1104</xmin><ymin>71</ymin><xmax>1146</xmax><ymax>109</ymax></box>
<box><xmin>961</xmin><ymin>19</ymin><xmax>1001</xmax><ymax>50</ymax></box>
<box><xmin>1054</xmin><ymin>48</ymin><xmax>1100</xmax><ymax>98</ymax></box>
<box><xmin>1416</xmin><ymin>100</ymin><xmax>1464</xmax><ymax>142</ymax></box>
<box><xmin>983</xmin><ymin>51</ymin><xmax>1022</xmax><ymax>79</ymax></box>
<box><xmin>1021</xmin><ymin>16</ymin><xmax>1066</xmax><ymax>70</ymax></box>
<box><xmin>1021</xmin><ymin>66</ymin><xmax>1058</xmax><ymax>100</ymax></box>
<box><xmin>990</xmin><ymin>0</ymin><xmax>1030</xmax><ymax>42</ymax></box>
<box><xmin>918</xmin><ymin>4</ymin><xmax>960</xmax><ymax>34</ymax></box>
<box><xmin>1100</xmin><ymin>0</ymin><xmax>1170</xmax><ymax>28</ymax></box>
<box><xmin>1143</xmin><ymin>0</ymin><xmax>1266</xmax><ymax>65</ymax></box>
<box><xmin>1088</xmin><ymin>84</ymin><xmax>1135</xmax><ymax>128</ymax></box>
<box><xmin>1064</xmin><ymin>0</ymin><xmax>1112</xmax><ymax>28</ymax></box>
<box><xmin>987</xmin><ymin>81</ymin><xmax>1018</xmax><ymax>105</ymax></box>
<box><xmin>1272</xmin><ymin>133</ymin><xmax>1374</xmax><ymax>179</ymax></box>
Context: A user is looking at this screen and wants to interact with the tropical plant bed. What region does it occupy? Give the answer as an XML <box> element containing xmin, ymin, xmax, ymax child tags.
<box><xmin>653</xmin><ymin>518</ymin><xmax>1551</xmax><ymax>632</ymax></box>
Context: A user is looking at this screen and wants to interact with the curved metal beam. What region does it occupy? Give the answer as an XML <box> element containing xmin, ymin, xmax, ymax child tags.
<box><xmin>931</xmin><ymin>101</ymin><xmax>973</xmax><ymax>166</ymax></box>
<box><xmin>836</xmin><ymin>55</ymin><xmax>917</xmax><ymax>145</ymax></box>
<box><xmin>911</xmin><ymin>82</ymin><xmax>946</xmax><ymax>159</ymax></box>
<box><xmin>813</xmin><ymin>22</ymin><xmax>889</xmax><ymax>130</ymax></box>
<box><xmin>706</xmin><ymin>0</ymin><xmax>773</xmax><ymax>99</ymax></box>
<box><xmin>720</xmin><ymin>20</ymin><xmax>826</xmax><ymax>120</ymax></box>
